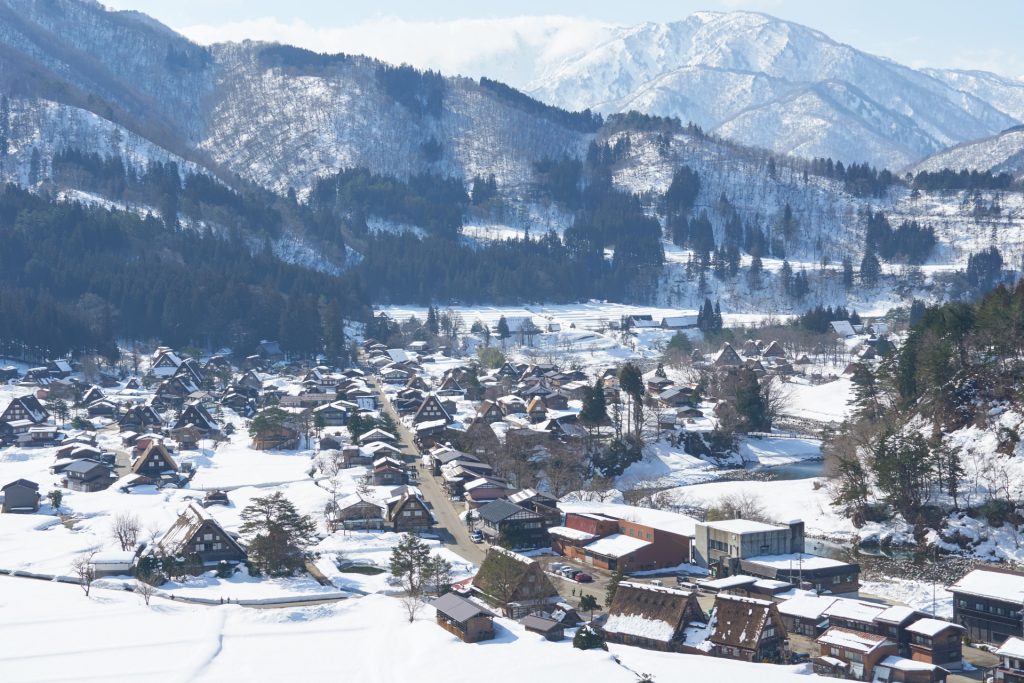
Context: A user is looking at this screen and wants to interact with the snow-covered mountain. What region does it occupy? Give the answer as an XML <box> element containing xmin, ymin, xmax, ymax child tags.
<box><xmin>0</xmin><ymin>0</ymin><xmax>590</xmax><ymax>194</ymax></box>
<box><xmin>911</xmin><ymin>126</ymin><xmax>1024</xmax><ymax>177</ymax></box>
<box><xmin>526</xmin><ymin>12</ymin><xmax>1021</xmax><ymax>169</ymax></box>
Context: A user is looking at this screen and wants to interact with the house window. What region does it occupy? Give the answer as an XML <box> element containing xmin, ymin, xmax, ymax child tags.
<box><xmin>204</xmin><ymin>533</ymin><xmax>214</xmax><ymax>541</ymax></box>
<box><xmin>195</xmin><ymin>543</ymin><xmax>206</xmax><ymax>551</ymax></box>
<box><xmin>213</xmin><ymin>543</ymin><xmax>223</xmax><ymax>550</ymax></box>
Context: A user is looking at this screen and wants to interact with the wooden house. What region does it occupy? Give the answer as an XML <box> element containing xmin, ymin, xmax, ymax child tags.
<box><xmin>255</xmin><ymin>340</ymin><xmax>285</xmax><ymax>362</ymax></box>
<box><xmin>437</xmin><ymin>375</ymin><xmax>464</xmax><ymax>396</ymax></box>
<box><xmin>906</xmin><ymin>618</ymin><xmax>963</xmax><ymax>671</ymax></box>
<box><xmin>0</xmin><ymin>395</ymin><xmax>49</xmax><ymax>425</ymax></box>
<box><xmin>762</xmin><ymin>340</ymin><xmax>787</xmax><ymax>358</ymax></box>
<box><xmin>312</xmin><ymin>401</ymin><xmax>350</xmax><ymax>427</ymax></box>
<box><xmin>712</xmin><ymin>343</ymin><xmax>743</xmax><ymax>368</ymax></box>
<box><xmin>118</xmin><ymin>405</ymin><xmax>162</xmax><ymax>433</ymax></box>
<box><xmin>372</xmin><ymin>456</ymin><xmax>407</xmax><ymax>486</ymax></box>
<box><xmin>603</xmin><ymin>581</ymin><xmax>706</xmax><ymax>652</ymax></box>
<box><xmin>1</xmin><ymin>479</ymin><xmax>40</xmax><ymax>513</ymax></box>
<box><xmin>129</xmin><ymin>440</ymin><xmax>179</xmax><ymax>481</ymax></box>
<box><xmin>475</xmin><ymin>400</ymin><xmax>504</xmax><ymax>424</ymax></box>
<box><xmin>359</xmin><ymin>428</ymin><xmax>397</xmax><ymax>445</ymax></box>
<box><xmin>815</xmin><ymin>627</ymin><xmax>897</xmax><ymax>681</ymax></box>
<box><xmin>154</xmin><ymin>377</ymin><xmax>198</xmax><ymax>409</ymax></box>
<box><xmin>172</xmin><ymin>403</ymin><xmax>219</xmax><ymax>434</ymax></box>
<box><xmin>951</xmin><ymin>568</ymin><xmax>1024</xmax><ymax>644</ymax></box>
<box><xmin>709</xmin><ymin>594</ymin><xmax>788</xmax><ymax>662</ymax></box>
<box><xmin>521</xmin><ymin>614</ymin><xmax>564</xmax><ymax>641</ymax></box>
<box><xmin>472</xmin><ymin>547</ymin><xmax>559</xmax><ymax>617</ymax></box>
<box><xmin>413</xmin><ymin>395</ymin><xmax>452</xmax><ymax>424</ymax></box>
<box><xmin>157</xmin><ymin>503</ymin><xmax>247</xmax><ymax>569</ymax></box>
<box><xmin>994</xmin><ymin>637</ymin><xmax>1024</xmax><ymax>683</ymax></box>
<box><xmin>150</xmin><ymin>350</ymin><xmax>183</xmax><ymax>377</ymax></box>
<box><xmin>525</xmin><ymin>397</ymin><xmax>547</xmax><ymax>423</ymax></box>
<box><xmin>385</xmin><ymin>490</ymin><xmax>432</xmax><ymax>533</ymax></box>
<box><xmin>430</xmin><ymin>592</ymin><xmax>496</xmax><ymax>643</ymax></box>
<box><xmin>328</xmin><ymin>494</ymin><xmax>386</xmax><ymax>531</ymax></box>
<box><xmin>81</xmin><ymin>386</ymin><xmax>105</xmax><ymax>404</ymax></box>
<box><xmin>63</xmin><ymin>459</ymin><xmax>115</xmax><ymax>492</ymax></box>
<box><xmin>474</xmin><ymin>499</ymin><xmax>546</xmax><ymax>548</ymax></box>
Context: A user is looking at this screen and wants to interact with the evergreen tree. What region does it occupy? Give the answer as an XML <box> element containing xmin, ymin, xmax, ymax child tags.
<box><xmin>860</xmin><ymin>250</ymin><xmax>881</xmax><ymax>286</ymax></box>
<box><xmin>734</xmin><ymin>368</ymin><xmax>770</xmax><ymax>432</ymax></box>
<box><xmin>28</xmin><ymin>147</ymin><xmax>41</xmax><ymax>185</ymax></box>
<box><xmin>842</xmin><ymin>256</ymin><xmax>854</xmax><ymax>289</ymax></box>
<box><xmin>579</xmin><ymin>380</ymin><xmax>608</xmax><ymax>431</ymax></box>
<box><xmin>573</xmin><ymin>625</ymin><xmax>607</xmax><ymax>650</ymax></box>
<box><xmin>779</xmin><ymin>260</ymin><xmax>793</xmax><ymax>295</ymax></box>
<box><xmin>872</xmin><ymin>432</ymin><xmax>933</xmax><ymax>520</ymax></box>
<box><xmin>618</xmin><ymin>362</ymin><xmax>644</xmax><ymax>440</ymax></box>
<box><xmin>496</xmin><ymin>315</ymin><xmax>510</xmax><ymax>348</ymax></box>
<box><xmin>578</xmin><ymin>593</ymin><xmax>599</xmax><ymax>621</ymax></box>
<box><xmin>239</xmin><ymin>492</ymin><xmax>319</xmax><ymax>576</ymax></box>
<box><xmin>849</xmin><ymin>362</ymin><xmax>882</xmax><ymax>421</ymax></box>
<box><xmin>389</xmin><ymin>533</ymin><xmax>432</xmax><ymax>622</ymax></box>
<box><xmin>605</xmin><ymin>566</ymin><xmax>624</xmax><ymax>607</ymax></box>
<box><xmin>747</xmin><ymin>255</ymin><xmax>763</xmax><ymax>290</ymax></box>
<box><xmin>426</xmin><ymin>305</ymin><xmax>439</xmax><ymax>334</ymax></box>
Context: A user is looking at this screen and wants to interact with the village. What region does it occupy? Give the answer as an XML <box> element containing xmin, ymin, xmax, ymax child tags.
<box><xmin>0</xmin><ymin>307</ymin><xmax>1022</xmax><ymax>683</ymax></box>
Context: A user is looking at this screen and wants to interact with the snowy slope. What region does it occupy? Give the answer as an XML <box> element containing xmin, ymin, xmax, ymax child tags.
<box><xmin>527</xmin><ymin>12</ymin><xmax>1018</xmax><ymax>168</ymax></box>
<box><xmin>910</xmin><ymin>126</ymin><xmax>1024</xmax><ymax>177</ymax></box>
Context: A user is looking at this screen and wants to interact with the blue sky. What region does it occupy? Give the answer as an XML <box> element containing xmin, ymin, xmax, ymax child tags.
<box><xmin>106</xmin><ymin>1</ymin><xmax>1024</xmax><ymax>79</ymax></box>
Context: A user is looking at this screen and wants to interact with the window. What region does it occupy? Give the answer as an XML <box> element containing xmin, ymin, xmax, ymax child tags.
<box><xmin>213</xmin><ymin>542</ymin><xmax>223</xmax><ymax>550</ymax></box>
<box><xmin>203</xmin><ymin>533</ymin><xmax>214</xmax><ymax>541</ymax></box>
<box><xmin>195</xmin><ymin>543</ymin><xmax>206</xmax><ymax>551</ymax></box>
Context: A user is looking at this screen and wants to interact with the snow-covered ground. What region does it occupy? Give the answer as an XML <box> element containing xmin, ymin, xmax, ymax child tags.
<box><xmin>0</xmin><ymin>578</ymin><xmax>825</xmax><ymax>683</ymax></box>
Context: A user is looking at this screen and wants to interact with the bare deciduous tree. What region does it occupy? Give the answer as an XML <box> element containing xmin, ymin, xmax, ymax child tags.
<box><xmin>111</xmin><ymin>512</ymin><xmax>142</xmax><ymax>552</ymax></box>
<box><xmin>135</xmin><ymin>579</ymin><xmax>158</xmax><ymax>606</ymax></box>
<box><xmin>706</xmin><ymin>491</ymin><xmax>767</xmax><ymax>522</ymax></box>
<box><xmin>72</xmin><ymin>552</ymin><xmax>96</xmax><ymax>596</ymax></box>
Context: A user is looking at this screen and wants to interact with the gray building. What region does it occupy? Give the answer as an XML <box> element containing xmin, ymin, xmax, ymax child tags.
<box><xmin>693</xmin><ymin>518</ymin><xmax>804</xmax><ymax>571</ymax></box>
<box><xmin>1</xmin><ymin>479</ymin><xmax>40</xmax><ymax>513</ymax></box>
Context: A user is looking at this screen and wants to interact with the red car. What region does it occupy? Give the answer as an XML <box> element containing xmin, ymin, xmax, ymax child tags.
<box><xmin>573</xmin><ymin>572</ymin><xmax>593</xmax><ymax>583</ymax></box>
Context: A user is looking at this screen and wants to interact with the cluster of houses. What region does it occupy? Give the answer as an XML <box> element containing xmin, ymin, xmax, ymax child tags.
<box><xmin>421</xmin><ymin>505</ymin><xmax>991</xmax><ymax>682</ymax></box>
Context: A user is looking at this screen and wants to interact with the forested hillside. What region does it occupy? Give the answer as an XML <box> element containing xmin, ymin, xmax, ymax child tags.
<box><xmin>826</xmin><ymin>284</ymin><xmax>1024</xmax><ymax>554</ymax></box>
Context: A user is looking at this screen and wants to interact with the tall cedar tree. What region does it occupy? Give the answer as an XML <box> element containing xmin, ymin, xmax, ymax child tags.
<box><xmin>618</xmin><ymin>362</ymin><xmax>644</xmax><ymax>440</ymax></box>
<box><xmin>239</xmin><ymin>492</ymin><xmax>319</xmax><ymax>576</ymax></box>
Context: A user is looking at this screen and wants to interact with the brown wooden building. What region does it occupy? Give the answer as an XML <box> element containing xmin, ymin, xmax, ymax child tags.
<box><xmin>431</xmin><ymin>592</ymin><xmax>496</xmax><ymax>643</ymax></box>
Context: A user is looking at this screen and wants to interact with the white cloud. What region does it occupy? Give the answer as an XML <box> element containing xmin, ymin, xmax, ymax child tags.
<box><xmin>179</xmin><ymin>15</ymin><xmax>614</xmax><ymax>87</ymax></box>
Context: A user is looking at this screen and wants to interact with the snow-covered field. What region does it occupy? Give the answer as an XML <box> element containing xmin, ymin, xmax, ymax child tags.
<box><xmin>0</xmin><ymin>578</ymin><xmax>825</xmax><ymax>683</ymax></box>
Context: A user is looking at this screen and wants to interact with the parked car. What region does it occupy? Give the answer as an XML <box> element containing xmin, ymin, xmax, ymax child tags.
<box><xmin>574</xmin><ymin>572</ymin><xmax>593</xmax><ymax>583</ymax></box>
<box><xmin>548</xmin><ymin>563</ymin><xmax>566</xmax><ymax>573</ymax></box>
<box><xmin>559</xmin><ymin>567</ymin><xmax>577</xmax><ymax>578</ymax></box>
<box><xmin>469</xmin><ymin>531</ymin><xmax>483</xmax><ymax>543</ymax></box>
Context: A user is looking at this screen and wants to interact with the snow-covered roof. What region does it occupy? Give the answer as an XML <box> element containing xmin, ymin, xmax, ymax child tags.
<box><xmin>906</xmin><ymin>618</ymin><xmax>962</xmax><ymax>637</ymax></box>
<box><xmin>490</xmin><ymin>546</ymin><xmax>536</xmax><ymax>565</ymax></box>
<box><xmin>817</xmin><ymin>627</ymin><xmax>891</xmax><ymax>653</ymax></box>
<box><xmin>746</xmin><ymin>552</ymin><xmax>849</xmax><ymax>571</ymax></box>
<box><xmin>699</xmin><ymin>574</ymin><xmax>758</xmax><ymax>590</ymax></box>
<box><xmin>547</xmin><ymin>526</ymin><xmax>596</xmax><ymax>542</ymax></box>
<box><xmin>89</xmin><ymin>551</ymin><xmax>136</xmax><ymax>566</ymax></box>
<box><xmin>951</xmin><ymin>569</ymin><xmax>1024</xmax><ymax>603</ymax></box>
<box><xmin>777</xmin><ymin>595</ymin><xmax>838</xmax><ymax>620</ymax></box>
<box><xmin>997</xmin><ymin>637</ymin><xmax>1024</xmax><ymax>658</ymax></box>
<box><xmin>878</xmin><ymin>656</ymin><xmax>941</xmax><ymax>672</ymax></box>
<box><xmin>823</xmin><ymin>598</ymin><xmax>887</xmax><ymax>622</ymax></box>
<box><xmin>583</xmin><ymin>533</ymin><xmax>651</xmax><ymax>558</ymax></box>
<box><xmin>603</xmin><ymin>613</ymin><xmax>676</xmax><ymax>642</ymax></box>
<box><xmin>559</xmin><ymin>501</ymin><xmax>697</xmax><ymax>537</ymax></box>
<box><xmin>830</xmin><ymin>320</ymin><xmax>855</xmax><ymax>336</ymax></box>
<box><xmin>705</xmin><ymin>519</ymin><xmax>786</xmax><ymax>534</ymax></box>
<box><xmin>874</xmin><ymin>605</ymin><xmax>920</xmax><ymax>624</ymax></box>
